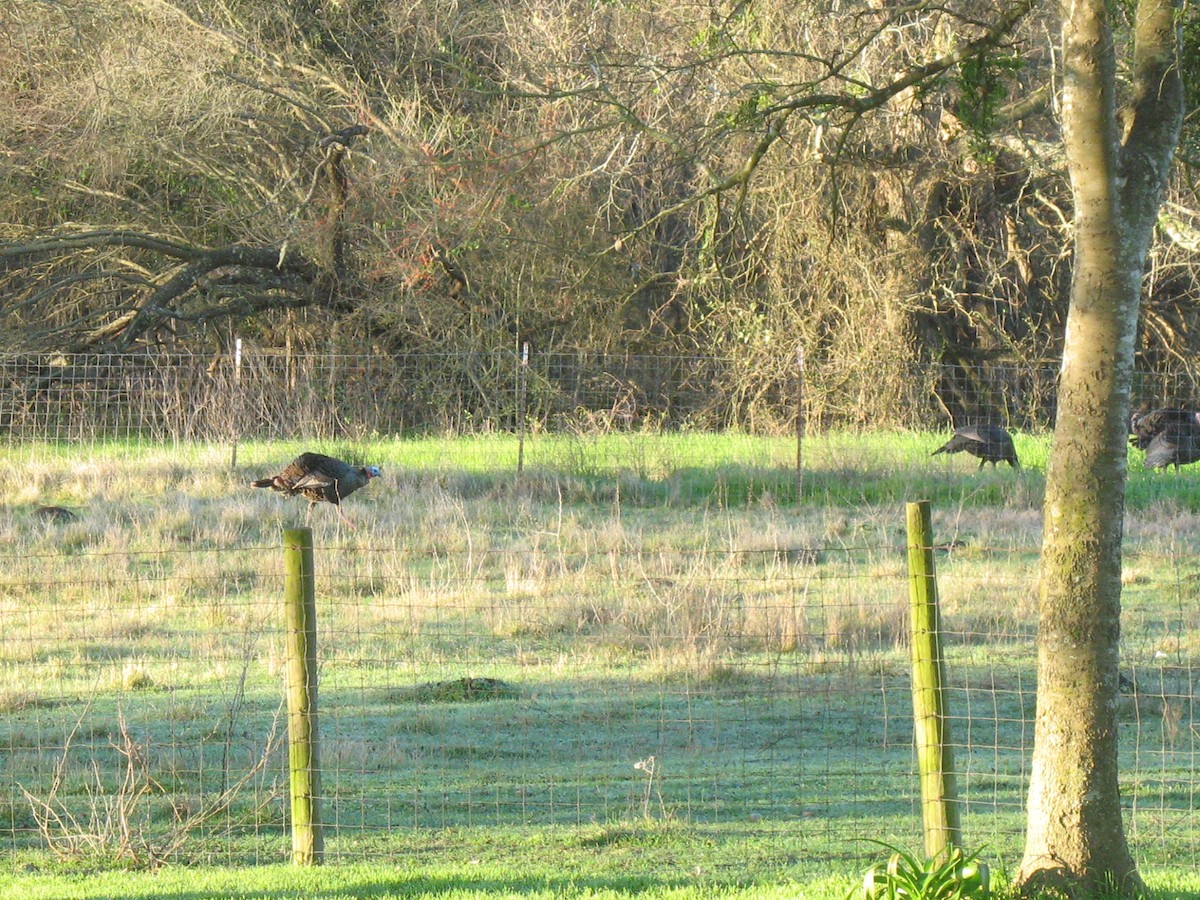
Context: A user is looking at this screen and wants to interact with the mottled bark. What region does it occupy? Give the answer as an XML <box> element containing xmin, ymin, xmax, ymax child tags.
<box><xmin>1017</xmin><ymin>0</ymin><xmax>1182</xmax><ymax>895</ymax></box>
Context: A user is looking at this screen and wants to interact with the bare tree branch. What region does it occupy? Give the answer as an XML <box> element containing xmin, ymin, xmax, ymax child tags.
<box><xmin>0</xmin><ymin>230</ymin><xmax>329</xmax><ymax>351</ymax></box>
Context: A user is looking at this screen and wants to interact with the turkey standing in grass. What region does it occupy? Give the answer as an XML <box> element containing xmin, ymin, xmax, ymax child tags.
<box><xmin>931</xmin><ymin>424</ymin><xmax>1020</xmax><ymax>470</ymax></box>
<box><xmin>1129</xmin><ymin>407</ymin><xmax>1200</xmax><ymax>450</ymax></box>
<box><xmin>251</xmin><ymin>452</ymin><xmax>381</xmax><ymax>527</ymax></box>
<box><xmin>1142</xmin><ymin>418</ymin><xmax>1200</xmax><ymax>471</ymax></box>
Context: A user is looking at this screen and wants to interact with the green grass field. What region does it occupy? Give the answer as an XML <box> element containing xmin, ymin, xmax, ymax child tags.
<box><xmin>2</xmin><ymin>430</ymin><xmax>1200</xmax><ymax>898</ymax></box>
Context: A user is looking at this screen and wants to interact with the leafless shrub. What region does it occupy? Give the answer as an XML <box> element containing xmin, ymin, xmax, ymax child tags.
<box><xmin>22</xmin><ymin>697</ymin><xmax>285</xmax><ymax>868</ymax></box>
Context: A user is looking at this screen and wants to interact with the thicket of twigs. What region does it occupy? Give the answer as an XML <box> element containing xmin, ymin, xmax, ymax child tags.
<box><xmin>3</xmin><ymin>1</ymin><xmax>1200</xmax><ymax>428</ymax></box>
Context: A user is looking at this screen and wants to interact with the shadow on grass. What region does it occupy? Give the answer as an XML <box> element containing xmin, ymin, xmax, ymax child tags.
<box><xmin>16</xmin><ymin>866</ymin><xmax>1200</xmax><ymax>900</ymax></box>
<box><xmin>8</xmin><ymin>867</ymin><xmax>724</xmax><ymax>900</ymax></box>
<box><xmin>176</xmin><ymin>875</ymin><xmax>682</xmax><ymax>899</ymax></box>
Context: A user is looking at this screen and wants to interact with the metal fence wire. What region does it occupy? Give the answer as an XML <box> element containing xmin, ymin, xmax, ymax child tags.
<box><xmin>0</xmin><ymin>349</ymin><xmax>1075</xmax><ymax>442</ymax></box>
<box><xmin>2</xmin><ymin>350</ymin><xmax>1200</xmax><ymax>873</ymax></box>
<box><xmin>1</xmin><ymin>350</ymin><xmax>744</xmax><ymax>442</ymax></box>
<box><xmin>4</xmin><ymin>347</ymin><xmax>1200</xmax><ymax>443</ymax></box>
<box><xmin>0</xmin><ymin>536</ymin><xmax>1198</xmax><ymax>869</ymax></box>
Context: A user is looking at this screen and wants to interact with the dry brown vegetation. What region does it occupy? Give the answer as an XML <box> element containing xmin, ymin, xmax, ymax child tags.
<box><xmin>1</xmin><ymin>434</ymin><xmax>1199</xmax><ymax>869</ymax></box>
<box><xmin>2</xmin><ymin>1</ymin><xmax>1200</xmax><ymax>428</ymax></box>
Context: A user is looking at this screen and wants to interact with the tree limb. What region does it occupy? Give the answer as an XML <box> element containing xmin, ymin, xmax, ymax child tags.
<box><xmin>765</xmin><ymin>0</ymin><xmax>1039</xmax><ymax>120</ymax></box>
<box><xmin>1120</xmin><ymin>0</ymin><xmax>1185</xmax><ymax>239</ymax></box>
<box><xmin>0</xmin><ymin>230</ymin><xmax>328</xmax><ymax>351</ymax></box>
<box><xmin>116</xmin><ymin>244</ymin><xmax>322</xmax><ymax>349</ymax></box>
<box><xmin>0</xmin><ymin>230</ymin><xmax>202</xmax><ymax>261</ymax></box>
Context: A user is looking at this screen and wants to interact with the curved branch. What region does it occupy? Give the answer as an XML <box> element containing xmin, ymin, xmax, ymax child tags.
<box><xmin>597</xmin><ymin>0</ymin><xmax>1038</xmax><ymax>245</ymax></box>
<box><xmin>0</xmin><ymin>229</ymin><xmax>203</xmax><ymax>261</ymax></box>
<box><xmin>116</xmin><ymin>244</ymin><xmax>322</xmax><ymax>349</ymax></box>
<box><xmin>157</xmin><ymin>291</ymin><xmax>333</xmax><ymax>324</ymax></box>
<box><xmin>0</xmin><ymin>229</ymin><xmax>328</xmax><ymax>351</ymax></box>
<box><xmin>766</xmin><ymin>0</ymin><xmax>1038</xmax><ymax>121</ymax></box>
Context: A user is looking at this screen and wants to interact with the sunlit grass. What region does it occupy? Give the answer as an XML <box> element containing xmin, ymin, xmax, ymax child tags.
<box><xmin>2</xmin><ymin>432</ymin><xmax>1200</xmax><ymax>893</ymax></box>
<box><xmin>5</xmin><ymin>854</ymin><xmax>1200</xmax><ymax>899</ymax></box>
<box><xmin>4</xmin><ymin>426</ymin><xmax>1198</xmax><ymax>513</ymax></box>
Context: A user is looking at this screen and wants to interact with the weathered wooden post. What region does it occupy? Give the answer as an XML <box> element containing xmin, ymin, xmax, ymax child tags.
<box><xmin>795</xmin><ymin>344</ymin><xmax>805</xmax><ymax>500</ymax></box>
<box><xmin>284</xmin><ymin>526</ymin><xmax>323</xmax><ymax>865</ymax></box>
<box><xmin>905</xmin><ymin>500</ymin><xmax>962</xmax><ymax>859</ymax></box>
<box><xmin>516</xmin><ymin>341</ymin><xmax>530</xmax><ymax>477</ymax></box>
<box><xmin>230</xmin><ymin>337</ymin><xmax>242</xmax><ymax>470</ymax></box>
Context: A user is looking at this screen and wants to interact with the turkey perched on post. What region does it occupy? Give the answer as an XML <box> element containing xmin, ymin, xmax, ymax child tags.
<box><xmin>251</xmin><ymin>452</ymin><xmax>381</xmax><ymax>527</ymax></box>
<box><xmin>931</xmin><ymin>424</ymin><xmax>1020</xmax><ymax>470</ymax></box>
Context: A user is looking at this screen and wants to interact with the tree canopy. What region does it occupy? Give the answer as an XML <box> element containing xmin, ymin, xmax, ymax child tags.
<box><xmin>2</xmin><ymin>0</ymin><xmax>1198</xmax><ymax>428</ymax></box>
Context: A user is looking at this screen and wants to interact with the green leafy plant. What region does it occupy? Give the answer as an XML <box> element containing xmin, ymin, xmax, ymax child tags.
<box><xmin>850</xmin><ymin>842</ymin><xmax>990</xmax><ymax>900</ymax></box>
<box><xmin>955</xmin><ymin>52</ymin><xmax>1023</xmax><ymax>162</ymax></box>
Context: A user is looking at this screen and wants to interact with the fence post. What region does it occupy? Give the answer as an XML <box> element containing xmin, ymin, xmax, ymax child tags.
<box><xmin>905</xmin><ymin>500</ymin><xmax>962</xmax><ymax>859</ymax></box>
<box><xmin>795</xmin><ymin>345</ymin><xmax>805</xmax><ymax>500</ymax></box>
<box><xmin>284</xmin><ymin>526</ymin><xmax>323</xmax><ymax>865</ymax></box>
<box><xmin>517</xmin><ymin>341</ymin><xmax>529</xmax><ymax>477</ymax></box>
<box><xmin>327</xmin><ymin>341</ymin><xmax>336</xmax><ymax>439</ymax></box>
<box><xmin>230</xmin><ymin>337</ymin><xmax>242</xmax><ymax>470</ymax></box>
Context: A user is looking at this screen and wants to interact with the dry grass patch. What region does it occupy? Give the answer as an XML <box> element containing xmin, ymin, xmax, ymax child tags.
<box><xmin>0</xmin><ymin>689</ymin><xmax>57</xmax><ymax>714</ymax></box>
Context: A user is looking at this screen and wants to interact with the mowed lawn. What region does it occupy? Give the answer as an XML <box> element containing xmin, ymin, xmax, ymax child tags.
<box><xmin>3</xmin><ymin>430</ymin><xmax>1200</xmax><ymax>898</ymax></box>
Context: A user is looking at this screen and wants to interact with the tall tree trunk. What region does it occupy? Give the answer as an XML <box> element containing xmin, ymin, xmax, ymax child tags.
<box><xmin>1017</xmin><ymin>0</ymin><xmax>1182</xmax><ymax>895</ymax></box>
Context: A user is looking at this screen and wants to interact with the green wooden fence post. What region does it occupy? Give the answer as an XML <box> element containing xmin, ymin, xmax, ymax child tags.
<box><xmin>905</xmin><ymin>500</ymin><xmax>962</xmax><ymax>859</ymax></box>
<box><xmin>795</xmin><ymin>345</ymin><xmax>805</xmax><ymax>501</ymax></box>
<box><xmin>284</xmin><ymin>526</ymin><xmax>323</xmax><ymax>865</ymax></box>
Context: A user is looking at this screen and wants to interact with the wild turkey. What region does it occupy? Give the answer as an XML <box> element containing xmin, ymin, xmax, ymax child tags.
<box><xmin>931</xmin><ymin>424</ymin><xmax>1020</xmax><ymax>470</ymax></box>
<box><xmin>1142</xmin><ymin>419</ymin><xmax>1200</xmax><ymax>471</ymax></box>
<box><xmin>1129</xmin><ymin>407</ymin><xmax>1200</xmax><ymax>450</ymax></box>
<box><xmin>251</xmin><ymin>452</ymin><xmax>381</xmax><ymax>527</ymax></box>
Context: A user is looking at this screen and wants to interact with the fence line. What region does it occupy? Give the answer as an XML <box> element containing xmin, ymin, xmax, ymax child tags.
<box><xmin>2</xmin><ymin>352</ymin><xmax>1198</xmax><ymax>875</ymax></box>
<box><xmin>0</xmin><ymin>349</ymin><xmax>1117</xmax><ymax>445</ymax></box>
<box><xmin>1</xmin><ymin>533</ymin><xmax>1196</xmax><ymax>870</ymax></box>
<box><xmin>4</xmin><ymin>347</ymin><xmax>1200</xmax><ymax>448</ymax></box>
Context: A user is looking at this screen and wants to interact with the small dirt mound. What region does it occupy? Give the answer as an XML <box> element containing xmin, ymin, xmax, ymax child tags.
<box><xmin>393</xmin><ymin>676</ymin><xmax>520</xmax><ymax>703</ymax></box>
<box><xmin>34</xmin><ymin>505</ymin><xmax>79</xmax><ymax>523</ymax></box>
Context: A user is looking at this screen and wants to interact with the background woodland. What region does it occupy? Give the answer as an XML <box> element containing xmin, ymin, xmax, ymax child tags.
<box><xmin>3</xmin><ymin>0</ymin><xmax>1200</xmax><ymax>430</ymax></box>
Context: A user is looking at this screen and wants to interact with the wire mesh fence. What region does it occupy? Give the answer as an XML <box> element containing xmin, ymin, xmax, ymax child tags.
<box><xmin>0</xmin><ymin>349</ymin><xmax>1072</xmax><ymax>446</ymax></box>
<box><xmin>5</xmin><ymin>346</ymin><xmax>1200</xmax><ymax>451</ymax></box>
<box><xmin>1</xmin><ymin>531</ymin><xmax>1198</xmax><ymax>870</ymax></box>
<box><xmin>4</xmin><ymin>350</ymin><xmax>1200</xmax><ymax>875</ymax></box>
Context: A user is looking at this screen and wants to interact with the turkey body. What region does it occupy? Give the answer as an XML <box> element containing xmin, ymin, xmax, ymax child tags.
<box><xmin>931</xmin><ymin>424</ymin><xmax>1020</xmax><ymax>470</ymax></box>
<box><xmin>252</xmin><ymin>452</ymin><xmax>381</xmax><ymax>525</ymax></box>
<box><xmin>1130</xmin><ymin>408</ymin><xmax>1200</xmax><ymax>449</ymax></box>
<box><xmin>1143</xmin><ymin>420</ymin><xmax>1200</xmax><ymax>471</ymax></box>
